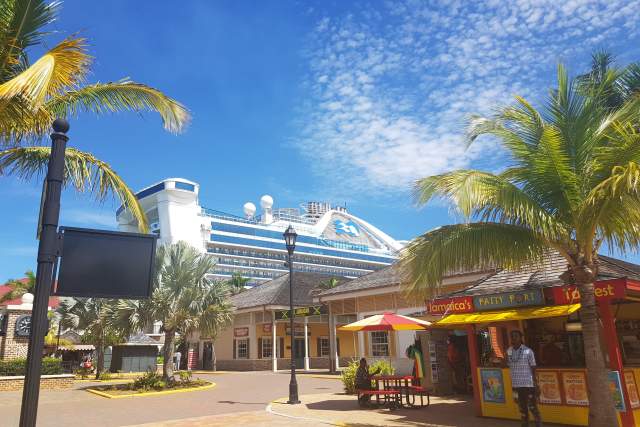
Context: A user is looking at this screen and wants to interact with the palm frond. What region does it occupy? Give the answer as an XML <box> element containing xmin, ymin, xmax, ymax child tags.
<box><xmin>0</xmin><ymin>37</ymin><xmax>90</xmax><ymax>105</ymax></box>
<box><xmin>46</xmin><ymin>80</ymin><xmax>190</xmax><ymax>134</ymax></box>
<box><xmin>400</xmin><ymin>222</ymin><xmax>548</xmax><ymax>298</ymax></box>
<box><xmin>0</xmin><ymin>0</ymin><xmax>60</xmax><ymax>79</ymax></box>
<box><xmin>0</xmin><ymin>145</ymin><xmax>148</xmax><ymax>231</ymax></box>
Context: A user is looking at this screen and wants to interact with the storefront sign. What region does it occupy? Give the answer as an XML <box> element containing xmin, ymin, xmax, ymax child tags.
<box><xmin>234</xmin><ymin>327</ymin><xmax>249</xmax><ymax>337</ymax></box>
<box><xmin>480</xmin><ymin>368</ymin><xmax>505</xmax><ymax>403</ymax></box>
<box><xmin>262</xmin><ymin>323</ymin><xmax>272</xmax><ymax>334</ymax></box>
<box><xmin>275</xmin><ymin>305</ymin><xmax>327</xmax><ymax>320</ymax></box>
<box><xmin>608</xmin><ymin>371</ymin><xmax>626</xmax><ymax>412</ymax></box>
<box><xmin>624</xmin><ymin>371</ymin><xmax>640</xmax><ymax>409</ymax></box>
<box><xmin>427</xmin><ymin>296</ymin><xmax>474</xmax><ymax>315</ymax></box>
<box><xmin>285</xmin><ymin>326</ymin><xmax>311</xmax><ymax>336</ymax></box>
<box><xmin>550</xmin><ymin>280</ymin><xmax>626</xmax><ymax>305</ymax></box>
<box><xmin>562</xmin><ymin>371</ymin><xmax>589</xmax><ymax>406</ymax></box>
<box><xmin>537</xmin><ymin>371</ymin><xmax>562</xmax><ymax>404</ymax></box>
<box><xmin>473</xmin><ymin>290</ymin><xmax>544</xmax><ymax>311</ymax></box>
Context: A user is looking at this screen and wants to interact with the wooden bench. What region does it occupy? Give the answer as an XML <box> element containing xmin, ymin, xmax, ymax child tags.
<box><xmin>357</xmin><ymin>389</ymin><xmax>401</xmax><ymax>408</ymax></box>
<box><xmin>406</xmin><ymin>385</ymin><xmax>430</xmax><ymax>408</ymax></box>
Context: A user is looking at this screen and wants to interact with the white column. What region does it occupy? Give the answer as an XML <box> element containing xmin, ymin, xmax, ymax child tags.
<box><xmin>272</xmin><ymin>311</ymin><xmax>277</xmax><ymax>372</ymax></box>
<box><xmin>328</xmin><ymin>305</ymin><xmax>337</xmax><ymax>373</ymax></box>
<box><xmin>248</xmin><ymin>313</ymin><xmax>257</xmax><ymax>360</ymax></box>
<box><xmin>357</xmin><ymin>314</ymin><xmax>365</xmax><ymax>357</ymax></box>
<box><xmin>333</xmin><ymin>315</ymin><xmax>340</xmax><ymax>370</ymax></box>
<box><xmin>304</xmin><ymin>317</ymin><xmax>310</xmax><ymax>371</ymax></box>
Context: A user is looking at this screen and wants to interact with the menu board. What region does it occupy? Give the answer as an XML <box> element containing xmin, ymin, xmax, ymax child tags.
<box><xmin>608</xmin><ymin>371</ymin><xmax>626</xmax><ymax>412</ymax></box>
<box><xmin>624</xmin><ymin>371</ymin><xmax>640</xmax><ymax>409</ymax></box>
<box><xmin>480</xmin><ymin>368</ymin><xmax>505</xmax><ymax>403</ymax></box>
<box><xmin>537</xmin><ymin>371</ymin><xmax>562</xmax><ymax>404</ymax></box>
<box><xmin>562</xmin><ymin>372</ymin><xmax>589</xmax><ymax>406</ymax></box>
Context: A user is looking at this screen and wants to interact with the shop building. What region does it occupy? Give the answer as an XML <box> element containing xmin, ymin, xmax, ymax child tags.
<box><xmin>429</xmin><ymin>252</ymin><xmax>640</xmax><ymax>427</ymax></box>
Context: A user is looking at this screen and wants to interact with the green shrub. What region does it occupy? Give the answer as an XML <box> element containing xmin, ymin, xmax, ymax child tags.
<box><xmin>132</xmin><ymin>370</ymin><xmax>166</xmax><ymax>391</ymax></box>
<box><xmin>156</xmin><ymin>356</ymin><xmax>164</xmax><ymax>365</ymax></box>
<box><xmin>0</xmin><ymin>357</ymin><xmax>62</xmax><ymax>376</ymax></box>
<box><xmin>178</xmin><ymin>370</ymin><xmax>192</xmax><ymax>383</ymax></box>
<box><xmin>341</xmin><ymin>359</ymin><xmax>395</xmax><ymax>394</ymax></box>
<box><xmin>98</xmin><ymin>372</ymin><xmax>112</xmax><ymax>381</ymax></box>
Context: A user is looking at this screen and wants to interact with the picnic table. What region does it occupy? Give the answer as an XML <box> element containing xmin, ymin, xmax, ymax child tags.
<box><xmin>372</xmin><ymin>375</ymin><xmax>430</xmax><ymax>408</ymax></box>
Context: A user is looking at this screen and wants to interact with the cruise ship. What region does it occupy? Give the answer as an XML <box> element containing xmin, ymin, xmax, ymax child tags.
<box><xmin>116</xmin><ymin>178</ymin><xmax>402</xmax><ymax>285</ymax></box>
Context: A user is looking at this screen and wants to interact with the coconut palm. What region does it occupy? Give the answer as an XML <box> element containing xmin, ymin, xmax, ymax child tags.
<box><xmin>0</xmin><ymin>1</ymin><xmax>190</xmax><ymax>231</ymax></box>
<box><xmin>227</xmin><ymin>272</ymin><xmax>249</xmax><ymax>295</ymax></box>
<box><xmin>0</xmin><ymin>270</ymin><xmax>35</xmax><ymax>303</ymax></box>
<box><xmin>401</xmin><ymin>63</ymin><xmax>640</xmax><ymax>426</ymax></box>
<box><xmin>114</xmin><ymin>242</ymin><xmax>233</xmax><ymax>381</ymax></box>
<box><xmin>57</xmin><ymin>298</ymin><xmax>123</xmax><ymax>379</ymax></box>
<box><xmin>319</xmin><ymin>277</ymin><xmax>340</xmax><ymax>290</ymax></box>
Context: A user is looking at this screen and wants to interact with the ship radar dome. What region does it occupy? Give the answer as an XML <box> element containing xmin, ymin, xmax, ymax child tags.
<box><xmin>260</xmin><ymin>195</ymin><xmax>274</xmax><ymax>209</ymax></box>
<box><xmin>243</xmin><ymin>202</ymin><xmax>257</xmax><ymax>217</ymax></box>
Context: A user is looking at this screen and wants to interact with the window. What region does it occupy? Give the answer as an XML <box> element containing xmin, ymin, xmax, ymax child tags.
<box><xmin>235</xmin><ymin>338</ymin><xmax>249</xmax><ymax>359</ymax></box>
<box><xmin>319</xmin><ymin>337</ymin><xmax>330</xmax><ymax>357</ymax></box>
<box><xmin>261</xmin><ymin>338</ymin><xmax>273</xmax><ymax>358</ymax></box>
<box><xmin>370</xmin><ymin>331</ymin><xmax>389</xmax><ymax>357</ymax></box>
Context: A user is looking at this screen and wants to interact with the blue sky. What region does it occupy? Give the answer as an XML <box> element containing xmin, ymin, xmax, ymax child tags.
<box><xmin>2</xmin><ymin>0</ymin><xmax>640</xmax><ymax>281</ymax></box>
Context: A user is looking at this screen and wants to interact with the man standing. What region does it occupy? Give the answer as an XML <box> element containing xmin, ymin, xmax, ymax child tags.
<box><xmin>506</xmin><ymin>330</ymin><xmax>541</xmax><ymax>427</ymax></box>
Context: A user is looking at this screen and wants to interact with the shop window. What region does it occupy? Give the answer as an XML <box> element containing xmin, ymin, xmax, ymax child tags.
<box><xmin>318</xmin><ymin>337</ymin><xmax>330</xmax><ymax>356</ymax></box>
<box><xmin>261</xmin><ymin>338</ymin><xmax>273</xmax><ymax>358</ymax></box>
<box><xmin>235</xmin><ymin>338</ymin><xmax>249</xmax><ymax>359</ymax></box>
<box><xmin>370</xmin><ymin>331</ymin><xmax>389</xmax><ymax>357</ymax></box>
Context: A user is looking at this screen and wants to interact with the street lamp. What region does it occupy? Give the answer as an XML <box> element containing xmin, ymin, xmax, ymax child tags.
<box><xmin>284</xmin><ymin>224</ymin><xmax>300</xmax><ymax>404</ymax></box>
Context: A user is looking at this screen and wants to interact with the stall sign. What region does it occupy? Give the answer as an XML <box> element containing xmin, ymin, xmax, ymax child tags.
<box><xmin>608</xmin><ymin>371</ymin><xmax>626</xmax><ymax>412</ymax></box>
<box><xmin>473</xmin><ymin>290</ymin><xmax>544</xmax><ymax>311</ymax></box>
<box><xmin>275</xmin><ymin>305</ymin><xmax>327</xmax><ymax>320</ymax></box>
<box><xmin>480</xmin><ymin>368</ymin><xmax>505</xmax><ymax>403</ymax></box>
<box><xmin>537</xmin><ymin>371</ymin><xmax>562</xmax><ymax>404</ymax></box>
<box><xmin>551</xmin><ymin>280</ymin><xmax>626</xmax><ymax>305</ymax></box>
<box><xmin>624</xmin><ymin>371</ymin><xmax>640</xmax><ymax>409</ymax></box>
<box><xmin>262</xmin><ymin>323</ymin><xmax>272</xmax><ymax>334</ymax></box>
<box><xmin>285</xmin><ymin>326</ymin><xmax>311</xmax><ymax>336</ymax></box>
<box><xmin>234</xmin><ymin>327</ymin><xmax>249</xmax><ymax>337</ymax></box>
<box><xmin>562</xmin><ymin>371</ymin><xmax>589</xmax><ymax>406</ymax></box>
<box><xmin>427</xmin><ymin>296</ymin><xmax>474</xmax><ymax>315</ymax></box>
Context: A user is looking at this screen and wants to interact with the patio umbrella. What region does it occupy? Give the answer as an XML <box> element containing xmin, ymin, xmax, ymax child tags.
<box><xmin>338</xmin><ymin>312</ymin><xmax>432</xmax><ymax>331</ymax></box>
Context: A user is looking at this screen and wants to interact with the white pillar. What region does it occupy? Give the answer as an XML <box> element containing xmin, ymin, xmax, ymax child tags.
<box><xmin>248</xmin><ymin>313</ymin><xmax>257</xmax><ymax>360</ymax></box>
<box><xmin>304</xmin><ymin>317</ymin><xmax>310</xmax><ymax>371</ymax></box>
<box><xmin>357</xmin><ymin>314</ymin><xmax>365</xmax><ymax>357</ymax></box>
<box><xmin>272</xmin><ymin>311</ymin><xmax>277</xmax><ymax>372</ymax></box>
<box><xmin>333</xmin><ymin>315</ymin><xmax>340</xmax><ymax>370</ymax></box>
<box><xmin>328</xmin><ymin>304</ymin><xmax>337</xmax><ymax>373</ymax></box>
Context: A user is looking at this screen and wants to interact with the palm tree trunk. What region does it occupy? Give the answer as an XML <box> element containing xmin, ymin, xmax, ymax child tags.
<box><xmin>577</xmin><ymin>280</ymin><xmax>618</xmax><ymax>427</ymax></box>
<box><xmin>95</xmin><ymin>342</ymin><xmax>104</xmax><ymax>380</ymax></box>
<box><xmin>162</xmin><ymin>329</ymin><xmax>175</xmax><ymax>382</ymax></box>
<box><xmin>212</xmin><ymin>342</ymin><xmax>217</xmax><ymax>372</ymax></box>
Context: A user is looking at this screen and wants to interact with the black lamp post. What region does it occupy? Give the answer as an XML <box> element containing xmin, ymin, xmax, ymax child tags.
<box><xmin>284</xmin><ymin>224</ymin><xmax>300</xmax><ymax>404</ymax></box>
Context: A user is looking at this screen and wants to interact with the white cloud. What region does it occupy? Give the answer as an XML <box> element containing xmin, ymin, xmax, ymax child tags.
<box><xmin>296</xmin><ymin>0</ymin><xmax>640</xmax><ymax>194</ymax></box>
<box><xmin>62</xmin><ymin>209</ymin><xmax>117</xmax><ymax>229</ymax></box>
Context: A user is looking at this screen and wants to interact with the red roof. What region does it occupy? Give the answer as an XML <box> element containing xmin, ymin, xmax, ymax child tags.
<box><xmin>0</xmin><ymin>280</ymin><xmax>60</xmax><ymax>308</ymax></box>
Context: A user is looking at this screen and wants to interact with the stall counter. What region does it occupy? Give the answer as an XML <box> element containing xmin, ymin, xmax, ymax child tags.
<box><xmin>478</xmin><ymin>367</ymin><xmax>640</xmax><ymax>426</ymax></box>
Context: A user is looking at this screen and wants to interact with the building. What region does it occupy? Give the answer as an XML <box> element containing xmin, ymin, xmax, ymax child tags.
<box><xmin>200</xmin><ymin>265</ymin><xmax>489</xmax><ymax>373</ymax></box>
<box><xmin>116</xmin><ymin>178</ymin><xmax>402</xmax><ymax>285</ymax></box>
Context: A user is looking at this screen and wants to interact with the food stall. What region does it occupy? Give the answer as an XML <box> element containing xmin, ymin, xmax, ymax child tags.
<box><xmin>428</xmin><ymin>264</ymin><xmax>640</xmax><ymax>427</ymax></box>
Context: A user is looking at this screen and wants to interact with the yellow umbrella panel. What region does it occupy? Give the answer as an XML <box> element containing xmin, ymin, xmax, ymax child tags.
<box><xmin>339</xmin><ymin>312</ymin><xmax>432</xmax><ymax>331</ymax></box>
<box><xmin>435</xmin><ymin>304</ymin><xmax>581</xmax><ymax>326</ymax></box>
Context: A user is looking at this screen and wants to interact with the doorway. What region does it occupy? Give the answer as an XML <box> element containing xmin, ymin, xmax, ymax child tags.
<box><xmin>203</xmin><ymin>342</ymin><xmax>213</xmax><ymax>370</ymax></box>
<box><xmin>294</xmin><ymin>338</ymin><xmax>306</xmax><ymax>369</ymax></box>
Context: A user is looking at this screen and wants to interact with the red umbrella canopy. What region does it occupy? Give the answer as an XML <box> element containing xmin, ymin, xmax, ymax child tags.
<box><xmin>338</xmin><ymin>312</ymin><xmax>431</xmax><ymax>332</ymax></box>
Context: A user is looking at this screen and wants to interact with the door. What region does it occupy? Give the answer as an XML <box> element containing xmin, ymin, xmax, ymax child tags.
<box><xmin>203</xmin><ymin>342</ymin><xmax>213</xmax><ymax>370</ymax></box>
<box><xmin>294</xmin><ymin>338</ymin><xmax>306</xmax><ymax>369</ymax></box>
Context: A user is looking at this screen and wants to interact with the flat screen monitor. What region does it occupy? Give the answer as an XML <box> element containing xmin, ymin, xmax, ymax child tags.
<box><xmin>54</xmin><ymin>227</ymin><xmax>157</xmax><ymax>298</ymax></box>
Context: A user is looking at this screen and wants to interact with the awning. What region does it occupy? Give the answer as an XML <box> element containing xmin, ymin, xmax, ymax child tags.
<box><xmin>58</xmin><ymin>344</ymin><xmax>95</xmax><ymax>351</ymax></box>
<box><xmin>435</xmin><ymin>304</ymin><xmax>580</xmax><ymax>326</ymax></box>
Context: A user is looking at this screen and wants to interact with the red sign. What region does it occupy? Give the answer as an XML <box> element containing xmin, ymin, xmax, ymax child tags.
<box><xmin>262</xmin><ymin>323</ymin><xmax>272</xmax><ymax>333</ymax></box>
<box><xmin>551</xmin><ymin>280</ymin><xmax>626</xmax><ymax>305</ymax></box>
<box><xmin>234</xmin><ymin>327</ymin><xmax>249</xmax><ymax>337</ymax></box>
<box><xmin>427</xmin><ymin>296</ymin><xmax>474</xmax><ymax>315</ymax></box>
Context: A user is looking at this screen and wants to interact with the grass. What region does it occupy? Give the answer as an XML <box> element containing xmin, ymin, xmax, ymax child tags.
<box><xmin>86</xmin><ymin>379</ymin><xmax>214</xmax><ymax>398</ymax></box>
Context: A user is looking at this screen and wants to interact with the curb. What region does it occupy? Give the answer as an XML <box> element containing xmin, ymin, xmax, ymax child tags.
<box><xmin>86</xmin><ymin>382</ymin><xmax>215</xmax><ymax>399</ymax></box>
<box><xmin>309</xmin><ymin>375</ymin><xmax>341</xmax><ymax>380</ymax></box>
<box><xmin>266</xmin><ymin>397</ymin><xmax>349</xmax><ymax>427</ymax></box>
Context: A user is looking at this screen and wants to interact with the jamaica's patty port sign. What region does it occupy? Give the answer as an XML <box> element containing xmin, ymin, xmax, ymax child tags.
<box><xmin>428</xmin><ymin>296</ymin><xmax>474</xmax><ymax>315</ymax></box>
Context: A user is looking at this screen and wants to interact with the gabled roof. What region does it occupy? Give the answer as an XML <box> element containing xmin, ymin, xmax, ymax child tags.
<box><xmin>442</xmin><ymin>252</ymin><xmax>640</xmax><ymax>298</ymax></box>
<box><xmin>229</xmin><ymin>272</ymin><xmax>349</xmax><ymax>310</ymax></box>
<box><xmin>317</xmin><ymin>263</ymin><xmax>406</xmax><ymax>297</ymax></box>
<box><xmin>118</xmin><ymin>333</ymin><xmax>160</xmax><ymax>346</ymax></box>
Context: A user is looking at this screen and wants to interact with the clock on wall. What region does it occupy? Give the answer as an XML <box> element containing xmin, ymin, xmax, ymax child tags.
<box><xmin>14</xmin><ymin>314</ymin><xmax>32</xmax><ymax>337</ymax></box>
<box><xmin>0</xmin><ymin>313</ymin><xmax>6</xmax><ymax>336</ymax></box>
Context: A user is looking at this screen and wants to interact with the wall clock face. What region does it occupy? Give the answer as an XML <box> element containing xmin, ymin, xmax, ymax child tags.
<box><xmin>0</xmin><ymin>314</ymin><xmax>6</xmax><ymax>336</ymax></box>
<box><xmin>15</xmin><ymin>314</ymin><xmax>32</xmax><ymax>337</ymax></box>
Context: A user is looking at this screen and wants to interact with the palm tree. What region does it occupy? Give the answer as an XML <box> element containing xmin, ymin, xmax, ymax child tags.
<box><xmin>401</xmin><ymin>63</ymin><xmax>640</xmax><ymax>426</ymax></box>
<box><xmin>57</xmin><ymin>298</ymin><xmax>123</xmax><ymax>379</ymax></box>
<box><xmin>227</xmin><ymin>272</ymin><xmax>249</xmax><ymax>295</ymax></box>
<box><xmin>114</xmin><ymin>242</ymin><xmax>232</xmax><ymax>381</ymax></box>
<box><xmin>0</xmin><ymin>270</ymin><xmax>35</xmax><ymax>303</ymax></box>
<box><xmin>0</xmin><ymin>1</ymin><xmax>189</xmax><ymax>231</ymax></box>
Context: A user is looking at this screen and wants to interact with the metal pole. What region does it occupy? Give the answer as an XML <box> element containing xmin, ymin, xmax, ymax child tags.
<box><xmin>20</xmin><ymin>119</ymin><xmax>69</xmax><ymax>427</ymax></box>
<box><xmin>287</xmin><ymin>251</ymin><xmax>300</xmax><ymax>404</ymax></box>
